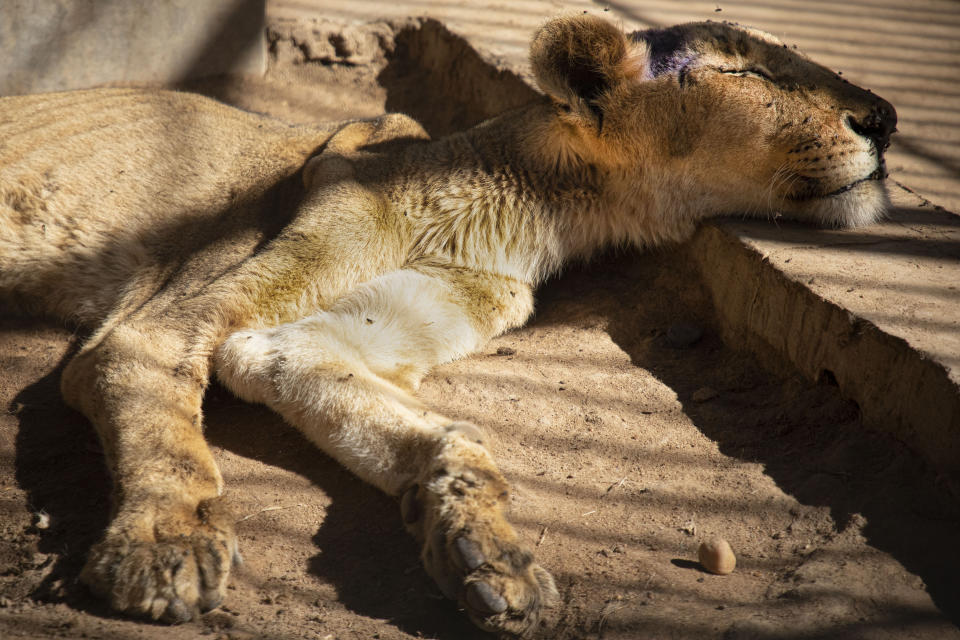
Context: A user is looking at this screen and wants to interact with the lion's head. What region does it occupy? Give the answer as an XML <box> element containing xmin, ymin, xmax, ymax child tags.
<box><xmin>529</xmin><ymin>15</ymin><xmax>897</xmax><ymax>231</ymax></box>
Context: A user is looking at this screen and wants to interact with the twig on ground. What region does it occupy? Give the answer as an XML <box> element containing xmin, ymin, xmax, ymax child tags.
<box><xmin>604</xmin><ymin>476</ymin><xmax>628</xmax><ymax>495</ymax></box>
<box><xmin>536</xmin><ymin>526</ymin><xmax>548</xmax><ymax>546</ymax></box>
<box><xmin>236</xmin><ymin>503</ymin><xmax>306</xmax><ymax>523</ymax></box>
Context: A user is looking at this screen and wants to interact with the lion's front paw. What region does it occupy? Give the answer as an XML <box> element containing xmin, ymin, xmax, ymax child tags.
<box><xmin>425</xmin><ymin>521</ymin><xmax>558</xmax><ymax>637</ymax></box>
<box><xmin>80</xmin><ymin>497</ymin><xmax>238</xmax><ymax>623</ymax></box>
<box><xmin>403</xmin><ymin>431</ymin><xmax>559</xmax><ymax>636</ymax></box>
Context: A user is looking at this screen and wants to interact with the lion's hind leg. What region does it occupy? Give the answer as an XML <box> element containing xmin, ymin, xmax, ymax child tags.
<box><xmin>215</xmin><ymin>267</ymin><xmax>558</xmax><ymax>636</ymax></box>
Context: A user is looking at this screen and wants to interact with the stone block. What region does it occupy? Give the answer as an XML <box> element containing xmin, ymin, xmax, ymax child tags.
<box><xmin>0</xmin><ymin>0</ymin><xmax>265</xmax><ymax>96</ymax></box>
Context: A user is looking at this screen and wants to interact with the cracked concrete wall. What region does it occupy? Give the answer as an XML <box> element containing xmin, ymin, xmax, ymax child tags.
<box><xmin>0</xmin><ymin>0</ymin><xmax>266</xmax><ymax>97</ymax></box>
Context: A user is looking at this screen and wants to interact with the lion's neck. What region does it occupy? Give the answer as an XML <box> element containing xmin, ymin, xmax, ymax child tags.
<box><xmin>404</xmin><ymin>103</ymin><xmax>701</xmax><ymax>285</ymax></box>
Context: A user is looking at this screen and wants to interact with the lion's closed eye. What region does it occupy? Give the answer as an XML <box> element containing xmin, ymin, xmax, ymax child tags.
<box><xmin>719</xmin><ymin>67</ymin><xmax>772</xmax><ymax>81</ymax></box>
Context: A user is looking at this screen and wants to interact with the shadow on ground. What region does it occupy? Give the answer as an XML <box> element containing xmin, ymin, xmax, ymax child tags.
<box><xmin>7</xmin><ymin>317</ymin><xmax>111</xmax><ymax>618</ymax></box>
<box><xmin>201</xmin><ymin>387</ymin><xmax>488</xmax><ymax>639</ymax></box>
<box><xmin>536</xmin><ymin>244</ymin><xmax>960</xmax><ymax>628</ymax></box>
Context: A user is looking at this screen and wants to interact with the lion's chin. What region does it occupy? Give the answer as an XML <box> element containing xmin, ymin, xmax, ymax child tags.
<box><xmin>786</xmin><ymin>178</ymin><xmax>890</xmax><ymax>229</ymax></box>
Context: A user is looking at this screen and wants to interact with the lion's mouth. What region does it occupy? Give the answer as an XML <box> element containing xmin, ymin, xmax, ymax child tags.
<box><xmin>788</xmin><ymin>163</ymin><xmax>887</xmax><ymax>202</ymax></box>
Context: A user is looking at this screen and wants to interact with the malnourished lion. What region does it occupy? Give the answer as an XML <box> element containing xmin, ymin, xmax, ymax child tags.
<box><xmin>0</xmin><ymin>14</ymin><xmax>895</xmax><ymax>637</ymax></box>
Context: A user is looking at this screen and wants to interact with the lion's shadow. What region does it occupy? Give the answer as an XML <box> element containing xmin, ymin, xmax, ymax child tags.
<box><xmin>8</xmin><ymin>319</ymin><xmax>111</xmax><ymax>616</ymax></box>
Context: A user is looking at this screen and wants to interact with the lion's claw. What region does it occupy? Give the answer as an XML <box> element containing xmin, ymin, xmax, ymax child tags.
<box><xmin>466</xmin><ymin>580</ymin><xmax>508</xmax><ymax>615</ymax></box>
<box><xmin>454</xmin><ymin>535</ymin><xmax>486</xmax><ymax>571</ymax></box>
<box><xmin>401</xmin><ymin>484</ymin><xmax>421</xmax><ymax>524</ymax></box>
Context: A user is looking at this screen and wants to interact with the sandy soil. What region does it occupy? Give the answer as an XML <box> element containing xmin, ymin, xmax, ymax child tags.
<box><xmin>2</xmin><ymin>17</ymin><xmax>959</xmax><ymax>640</ymax></box>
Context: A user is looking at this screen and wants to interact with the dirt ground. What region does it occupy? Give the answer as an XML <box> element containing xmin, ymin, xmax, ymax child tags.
<box><xmin>2</xmin><ymin>16</ymin><xmax>960</xmax><ymax>640</ymax></box>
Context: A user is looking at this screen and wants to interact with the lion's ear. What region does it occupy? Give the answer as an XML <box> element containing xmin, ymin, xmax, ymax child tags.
<box><xmin>530</xmin><ymin>15</ymin><xmax>647</xmax><ymax>128</ymax></box>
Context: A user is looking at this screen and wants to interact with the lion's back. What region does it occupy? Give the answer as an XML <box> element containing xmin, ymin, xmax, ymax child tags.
<box><xmin>0</xmin><ymin>88</ymin><xmax>334</xmax><ymax>323</ymax></box>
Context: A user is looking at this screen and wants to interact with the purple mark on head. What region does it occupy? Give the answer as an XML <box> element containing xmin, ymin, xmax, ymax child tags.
<box><xmin>633</xmin><ymin>28</ymin><xmax>697</xmax><ymax>79</ymax></box>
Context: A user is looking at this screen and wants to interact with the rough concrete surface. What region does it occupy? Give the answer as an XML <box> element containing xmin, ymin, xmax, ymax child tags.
<box><xmin>1</xmin><ymin>1</ymin><xmax>959</xmax><ymax>640</ymax></box>
<box><xmin>693</xmin><ymin>189</ymin><xmax>960</xmax><ymax>492</ymax></box>
<box><xmin>0</xmin><ymin>0</ymin><xmax>267</xmax><ymax>95</ymax></box>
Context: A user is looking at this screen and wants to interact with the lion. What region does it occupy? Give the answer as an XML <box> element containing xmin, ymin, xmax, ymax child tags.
<box><xmin>0</xmin><ymin>14</ymin><xmax>895</xmax><ymax>637</ymax></box>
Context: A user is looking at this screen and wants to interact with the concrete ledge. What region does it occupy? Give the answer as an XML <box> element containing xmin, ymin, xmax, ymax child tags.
<box><xmin>687</xmin><ymin>208</ymin><xmax>960</xmax><ymax>492</ymax></box>
<box><xmin>0</xmin><ymin>0</ymin><xmax>266</xmax><ymax>96</ymax></box>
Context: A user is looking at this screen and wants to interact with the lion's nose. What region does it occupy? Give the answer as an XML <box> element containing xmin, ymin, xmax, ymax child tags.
<box><xmin>847</xmin><ymin>99</ymin><xmax>897</xmax><ymax>152</ymax></box>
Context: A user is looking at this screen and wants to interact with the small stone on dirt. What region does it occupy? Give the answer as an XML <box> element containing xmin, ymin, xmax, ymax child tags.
<box><xmin>699</xmin><ymin>538</ymin><xmax>736</xmax><ymax>575</ymax></box>
<box><xmin>495</xmin><ymin>346</ymin><xmax>516</xmax><ymax>356</ymax></box>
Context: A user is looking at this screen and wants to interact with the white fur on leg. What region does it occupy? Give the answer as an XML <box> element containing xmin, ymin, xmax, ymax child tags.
<box><xmin>213</xmin><ymin>269</ymin><xmax>485</xmax><ymax>494</ymax></box>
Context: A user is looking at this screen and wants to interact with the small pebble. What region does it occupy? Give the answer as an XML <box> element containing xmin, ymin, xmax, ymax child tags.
<box><xmin>698</xmin><ymin>538</ymin><xmax>736</xmax><ymax>575</ymax></box>
<box><xmin>666</xmin><ymin>322</ymin><xmax>703</xmax><ymax>348</ymax></box>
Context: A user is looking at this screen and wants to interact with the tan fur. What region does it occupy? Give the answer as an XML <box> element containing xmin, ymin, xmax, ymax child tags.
<box><xmin>0</xmin><ymin>16</ymin><xmax>894</xmax><ymax>637</ymax></box>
